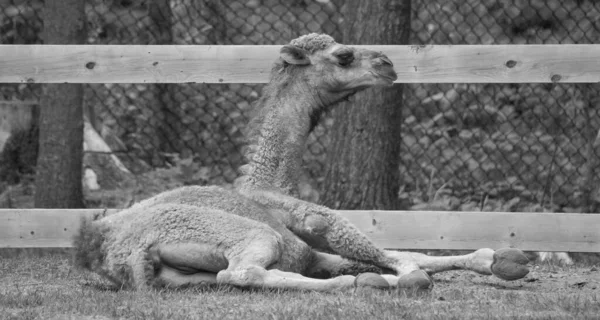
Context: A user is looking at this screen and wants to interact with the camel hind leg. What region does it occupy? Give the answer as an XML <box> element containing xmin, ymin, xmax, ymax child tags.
<box><xmin>147</xmin><ymin>242</ymin><xmax>227</xmax><ymax>288</ymax></box>
<box><xmin>215</xmin><ymin>235</ymin><xmax>357</xmax><ymax>291</ymax></box>
<box><xmin>155</xmin><ymin>266</ymin><xmax>218</xmax><ymax>287</ymax></box>
<box><xmin>152</xmin><ymin>238</ymin><xmax>357</xmax><ymax>291</ymax></box>
<box><xmin>146</xmin><ymin>227</ymin><xmax>356</xmax><ymax>291</ymax></box>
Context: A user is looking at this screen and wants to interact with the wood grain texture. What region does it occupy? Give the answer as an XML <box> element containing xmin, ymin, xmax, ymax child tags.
<box><xmin>0</xmin><ymin>209</ymin><xmax>116</xmax><ymax>248</ymax></box>
<box><xmin>2</xmin><ymin>45</ymin><xmax>600</xmax><ymax>83</ymax></box>
<box><xmin>321</xmin><ymin>0</ymin><xmax>409</xmax><ymax>210</ymax></box>
<box><xmin>338</xmin><ymin>211</ymin><xmax>600</xmax><ymax>252</ymax></box>
<box><xmin>1</xmin><ymin>209</ymin><xmax>598</xmax><ymax>252</ymax></box>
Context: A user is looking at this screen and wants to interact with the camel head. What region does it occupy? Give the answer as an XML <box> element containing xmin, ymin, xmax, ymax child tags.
<box><xmin>239</xmin><ymin>34</ymin><xmax>398</xmax><ymax>194</ymax></box>
<box><xmin>276</xmin><ymin>33</ymin><xmax>397</xmax><ymax>98</ymax></box>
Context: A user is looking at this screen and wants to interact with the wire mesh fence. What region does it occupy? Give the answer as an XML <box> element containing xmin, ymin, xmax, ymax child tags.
<box><xmin>1</xmin><ymin>0</ymin><xmax>600</xmax><ymax>210</ymax></box>
<box><xmin>405</xmin><ymin>0</ymin><xmax>600</xmax><ymax>211</ymax></box>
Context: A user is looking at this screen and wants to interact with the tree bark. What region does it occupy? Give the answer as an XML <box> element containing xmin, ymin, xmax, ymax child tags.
<box><xmin>148</xmin><ymin>0</ymin><xmax>181</xmax><ymax>157</ymax></box>
<box><xmin>34</xmin><ymin>0</ymin><xmax>86</xmax><ymax>208</ymax></box>
<box><xmin>321</xmin><ymin>0</ymin><xmax>411</xmax><ymax>210</ymax></box>
<box><xmin>580</xmin><ymin>83</ymin><xmax>600</xmax><ymax>213</ymax></box>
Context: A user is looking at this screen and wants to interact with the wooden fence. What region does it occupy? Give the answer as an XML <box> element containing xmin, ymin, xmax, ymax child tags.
<box><xmin>0</xmin><ymin>44</ymin><xmax>599</xmax><ymax>252</ymax></box>
<box><xmin>2</xmin><ymin>45</ymin><xmax>600</xmax><ymax>84</ymax></box>
<box><xmin>1</xmin><ymin>209</ymin><xmax>598</xmax><ymax>252</ymax></box>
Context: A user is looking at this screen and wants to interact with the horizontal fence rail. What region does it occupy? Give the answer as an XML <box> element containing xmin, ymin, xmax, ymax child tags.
<box><xmin>1</xmin><ymin>44</ymin><xmax>599</xmax><ymax>253</ymax></box>
<box><xmin>1</xmin><ymin>209</ymin><xmax>599</xmax><ymax>252</ymax></box>
<box><xmin>2</xmin><ymin>45</ymin><xmax>600</xmax><ymax>84</ymax></box>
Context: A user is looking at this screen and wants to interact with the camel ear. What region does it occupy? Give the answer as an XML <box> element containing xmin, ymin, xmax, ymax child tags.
<box><xmin>280</xmin><ymin>45</ymin><xmax>311</xmax><ymax>65</ymax></box>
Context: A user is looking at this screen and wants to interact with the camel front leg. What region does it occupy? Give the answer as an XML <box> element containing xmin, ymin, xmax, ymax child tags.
<box><xmin>386</xmin><ymin>248</ymin><xmax>530</xmax><ymax>281</ymax></box>
<box><xmin>240</xmin><ymin>190</ymin><xmax>415</xmax><ymax>275</ymax></box>
<box><xmin>306</xmin><ymin>251</ymin><xmax>388</xmax><ymax>278</ymax></box>
<box><xmin>306</xmin><ymin>251</ymin><xmax>433</xmax><ymax>290</ymax></box>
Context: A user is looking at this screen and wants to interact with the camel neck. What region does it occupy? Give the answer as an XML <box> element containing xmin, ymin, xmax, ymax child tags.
<box><xmin>235</xmin><ymin>82</ymin><xmax>323</xmax><ymax>196</ymax></box>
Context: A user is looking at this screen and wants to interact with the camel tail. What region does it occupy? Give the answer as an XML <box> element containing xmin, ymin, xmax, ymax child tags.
<box><xmin>72</xmin><ymin>213</ymin><xmax>106</xmax><ymax>271</ymax></box>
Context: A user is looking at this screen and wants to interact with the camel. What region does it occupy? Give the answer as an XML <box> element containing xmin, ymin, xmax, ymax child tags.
<box><xmin>73</xmin><ymin>33</ymin><xmax>530</xmax><ymax>292</ymax></box>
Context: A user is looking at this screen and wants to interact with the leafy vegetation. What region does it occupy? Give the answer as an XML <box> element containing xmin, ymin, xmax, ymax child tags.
<box><xmin>401</xmin><ymin>0</ymin><xmax>600</xmax><ymax>210</ymax></box>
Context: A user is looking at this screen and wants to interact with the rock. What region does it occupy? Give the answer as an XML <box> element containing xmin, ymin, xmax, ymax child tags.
<box><xmin>354</xmin><ymin>272</ymin><xmax>389</xmax><ymax>289</ymax></box>
<box><xmin>491</xmin><ymin>248</ymin><xmax>530</xmax><ymax>281</ymax></box>
<box><xmin>397</xmin><ymin>270</ymin><xmax>433</xmax><ymax>295</ymax></box>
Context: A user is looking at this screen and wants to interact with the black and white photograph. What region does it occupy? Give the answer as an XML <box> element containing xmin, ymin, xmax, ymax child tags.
<box><xmin>0</xmin><ymin>0</ymin><xmax>599</xmax><ymax>319</ymax></box>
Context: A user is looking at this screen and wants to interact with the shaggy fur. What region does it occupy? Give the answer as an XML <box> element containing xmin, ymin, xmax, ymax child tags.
<box><xmin>290</xmin><ymin>33</ymin><xmax>336</xmax><ymax>53</ymax></box>
<box><xmin>73</xmin><ymin>215</ymin><xmax>105</xmax><ymax>271</ymax></box>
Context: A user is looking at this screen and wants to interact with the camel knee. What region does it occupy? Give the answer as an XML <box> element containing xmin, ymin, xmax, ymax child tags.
<box><xmin>217</xmin><ymin>266</ymin><xmax>267</xmax><ymax>287</ymax></box>
<box><xmin>304</xmin><ymin>215</ymin><xmax>329</xmax><ymax>235</ymax></box>
<box><xmin>226</xmin><ymin>229</ymin><xmax>284</xmax><ymax>270</ymax></box>
<box><xmin>291</xmin><ymin>213</ymin><xmax>336</xmax><ymax>251</ymax></box>
<box><xmin>383</xmin><ymin>251</ymin><xmax>421</xmax><ymax>275</ymax></box>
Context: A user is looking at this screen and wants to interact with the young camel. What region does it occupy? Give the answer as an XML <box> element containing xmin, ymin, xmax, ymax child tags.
<box><xmin>74</xmin><ymin>33</ymin><xmax>529</xmax><ymax>291</ymax></box>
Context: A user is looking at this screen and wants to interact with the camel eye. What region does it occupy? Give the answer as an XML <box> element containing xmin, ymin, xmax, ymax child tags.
<box><xmin>335</xmin><ymin>51</ymin><xmax>354</xmax><ymax>67</ymax></box>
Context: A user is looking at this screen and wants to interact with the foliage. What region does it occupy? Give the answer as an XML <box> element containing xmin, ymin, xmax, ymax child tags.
<box><xmin>0</xmin><ymin>155</ymin><xmax>216</xmax><ymax>209</ymax></box>
<box><xmin>0</xmin><ymin>125</ymin><xmax>38</xmax><ymax>185</ymax></box>
<box><xmin>401</xmin><ymin>0</ymin><xmax>600</xmax><ymax>209</ymax></box>
<box><xmin>401</xmin><ymin>83</ymin><xmax>600</xmax><ymax>209</ymax></box>
<box><xmin>0</xmin><ymin>0</ymin><xmax>42</xmax><ymax>44</ymax></box>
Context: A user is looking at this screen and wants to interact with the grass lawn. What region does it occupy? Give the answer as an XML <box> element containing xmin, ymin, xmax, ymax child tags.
<box><xmin>1</xmin><ymin>253</ymin><xmax>599</xmax><ymax>320</ymax></box>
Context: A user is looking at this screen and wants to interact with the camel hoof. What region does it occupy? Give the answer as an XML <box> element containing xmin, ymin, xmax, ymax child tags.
<box><xmin>491</xmin><ymin>248</ymin><xmax>530</xmax><ymax>281</ymax></box>
<box><xmin>397</xmin><ymin>270</ymin><xmax>433</xmax><ymax>295</ymax></box>
<box><xmin>354</xmin><ymin>273</ymin><xmax>389</xmax><ymax>290</ymax></box>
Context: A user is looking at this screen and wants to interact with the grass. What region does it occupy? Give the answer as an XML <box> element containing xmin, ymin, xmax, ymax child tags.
<box><xmin>1</xmin><ymin>254</ymin><xmax>599</xmax><ymax>320</ymax></box>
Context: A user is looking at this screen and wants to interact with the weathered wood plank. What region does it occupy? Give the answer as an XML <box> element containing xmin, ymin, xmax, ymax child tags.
<box><xmin>1</xmin><ymin>209</ymin><xmax>598</xmax><ymax>252</ymax></box>
<box><xmin>339</xmin><ymin>211</ymin><xmax>600</xmax><ymax>252</ymax></box>
<box><xmin>1</xmin><ymin>45</ymin><xmax>600</xmax><ymax>84</ymax></box>
<box><xmin>0</xmin><ymin>209</ymin><xmax>117</xmax><ymax>248</ymax></box>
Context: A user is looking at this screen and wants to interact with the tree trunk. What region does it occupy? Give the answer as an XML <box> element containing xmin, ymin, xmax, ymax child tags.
<box><xmin>580</xmin><ymin>83</ymin><xmax>600</xmax><ymax>213</ymax></box>
<box><xmin>148</xmin><ymin>0</ymin><xmax>181</xmax><ymax>158</ymax></box>
<box><xmin>321</xmin><ymin>0</ymin><xmax>411</xmax><ymax>210</ymax></box>
<box><xmin>34</xmin><ymin>0</ymin><xmax>86</xmax><ymax>208</ymax></box>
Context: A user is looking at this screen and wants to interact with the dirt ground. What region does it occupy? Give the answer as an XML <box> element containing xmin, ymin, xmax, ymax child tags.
<box><xmin>433</xmin><ymin>263</ymin><xmax>599</xmax><ymax>294</ymax></box>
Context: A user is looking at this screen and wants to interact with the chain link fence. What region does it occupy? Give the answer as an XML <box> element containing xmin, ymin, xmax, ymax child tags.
<box><xmin>404</xmin><ymin>0</ymin><xmax>600</xmax><ymax>211</ymax></box>
<box><xmin>1</xmin><ymin>0</ymin><xmax>600</xmax><ymax>210</ymax></box>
